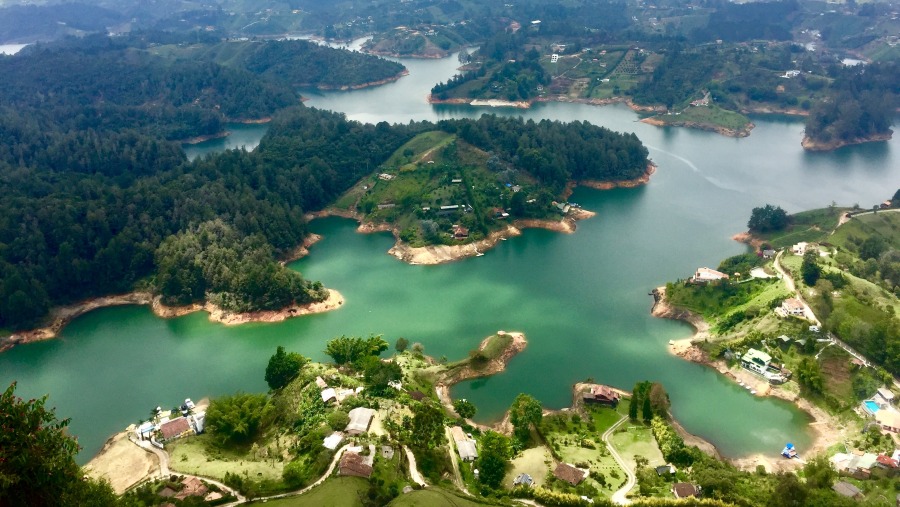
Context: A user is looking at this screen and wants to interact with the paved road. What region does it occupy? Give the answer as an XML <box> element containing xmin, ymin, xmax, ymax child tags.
<box><xmin>603</xmin><ymin>415</ymin><xmax>634</xmax><ymax>505</ymax></box>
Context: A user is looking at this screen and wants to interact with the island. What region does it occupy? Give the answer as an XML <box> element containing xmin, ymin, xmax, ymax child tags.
<box><xmin>316</xmin><ymin>117</ymin><xmax>651</xmax><ymax>264</ymax></box>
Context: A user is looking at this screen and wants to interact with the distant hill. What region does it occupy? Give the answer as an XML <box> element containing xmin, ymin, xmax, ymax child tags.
<box><xmin>0</xmin><ymin>3</ymin><xmax>125</xmax><ymax>42</ymax></box>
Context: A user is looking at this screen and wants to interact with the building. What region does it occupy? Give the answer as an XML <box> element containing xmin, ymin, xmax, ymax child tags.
<box><xmin>553</xmin><ymin>462</ymin><xmax>586</xmax><ymax>486</ymax></box>
<box><xmin>450</xmin><ymin>426</ymin><xmax>479</xmax><ymax>462</ymax></box>
<box><xmin>346</xmin><ymin>407</ymin><xmax>376</xmax><ymax>435</ymax></box>
<box><xmin>792</xmin><ymin>242</ymin><xmax>809</xmax><ymax>256</ymax></box>
<box><xmin>582</xmin><ymin>384</ymin><xmax>620</xmax><ymax>407</ymax></box>
<box><xmin>832</xmin><ymin>481</ymin><xmax>863</xmax><ymax>500</ymax></box>
<box><xmin>321</xmin><ymin>387</ymin><xmax>337</xmax><ymax>403</ymax></box>
<box><xmin>877</xmin><ymin>411</ymin><xmax>900</xmax><ymax>433</ymax></box>
<box><xmin>339</xmin><ymin>452</ymin><xmax>373</xmax><ymax>478</ymax></box>
<box><xmin>315</xmin><ymin>376</ymin><xmax>328</xmax><ymax>389</ymax></box>
<box><xmin>781</xmin><ymin>298</ymin><xmax>805</xmax><ymax>317</ymax></box>
<box><xmin>158</xmin><ymin>417</ymin><xmax>193</xmax><ymax>442</ymax></box>
<box><xmin>878</xmin><ymin>388</ymin><xmax>895</xmax><ymax>404</ymax></box>
<box><xmin>323</xmin><ymin>432</ymin><xmax>344</xmax><ymax>450</ymax></box>
<box><xmin>655</xmin><ymin>464</ymin><xmax>676</xmax><ymax>476</ymax></box>
<box><xmin>673</xmin><ymin>483</ymin><xmax>700</xmax><ymax>499</ymax></box>
<box><xmin>175</xmin><ymin>477</ymin><xmax>208</xmax><ymax>500</ymax></box>
<box><xmin>514</xmin><ymin>473</ymin><xmax>534</xmax><ymax>487</ymax></box>
<box><xmin>452</xmin><ymin>225</ymin><xmax>469</xmax><ymax>239</ymax></box>
<box><xmin>691</xmin><ymin>267</ymin><xmax>729</xmax><ymax>284</ymax></box>
<box><xmin>740</xmin><ymin>348</ymin><xmax>788</xmax><ymax>384</ymax></box>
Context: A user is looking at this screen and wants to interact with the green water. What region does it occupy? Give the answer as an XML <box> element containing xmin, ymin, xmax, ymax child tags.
<box><xmin>182</xmin><ymin>123</ymin><xmax>270</xmax><ymax>161</ymax></box>
<box><xmin>2</xmin><ymin>52</ymin><xmax>898</xmax><ymax>464</ymax></box>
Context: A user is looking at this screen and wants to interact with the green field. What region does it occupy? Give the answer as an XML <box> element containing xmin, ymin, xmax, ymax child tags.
<box><xmin>388</xmin><ymin>487</ymin><xmax>494</xmax><ymax>506</ymax></box>
<box><xmin>751</xmin><ymin>207</ymin><xmax>849</xmax><ymax>248</ymax></box>
<box><xmin>247</xmin><ymin>477</ymin><xmax>369</xmax><ymax>507</ymax></box>
<box><xmin>830</xmin><ymin>210</ymin><xmax>900</xmax><ymax>252</ymax></box>
<box><xmin>651</xmin><ymin>104</ymin><xmax>751</xmax><ymax>132</ymax></box>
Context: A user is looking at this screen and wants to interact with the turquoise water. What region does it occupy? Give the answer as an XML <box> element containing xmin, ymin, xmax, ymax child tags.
<box><xmin>865</xmin><ymin>400</ymin><xmax>880</xmax><ymax>414</ymax></box>
<box><xmin>1</xmin><ymin>51</ymin><xmax>898</xmax><ymax>463</ymax></box>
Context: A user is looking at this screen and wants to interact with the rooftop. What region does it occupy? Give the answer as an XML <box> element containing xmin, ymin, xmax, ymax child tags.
<box><xmin>553</xmin><ymin>462</ymin><xmax>586</xmax><ymax>486</ymax></box>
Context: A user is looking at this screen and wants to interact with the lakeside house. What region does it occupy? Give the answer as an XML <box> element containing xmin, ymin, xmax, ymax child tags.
<box><xmin>158</xmin><ymin>417</ymin><xmax>193</xmax><ymax>442</ymax></box>
<box><xmin>878</xmin><ymin>388</ymin><xmax>896</xmax><ymax>404</ymax></box>
<box><xmin>762</xmin><ymin>249</ymin><xmax>776</xmax><ymax>259</ymax></box>
<box><xmin>452</xmin><ymin>224</ymin><xmax>469</xmax><ymax>239</ymax></box>
<box><xmin>672</xmin><ymin>483</ymin><xmax>701</xmax><ymax>499</ymax></box>
<box><xmin>691</xmin><ymin>267</ymin><xmax>729</xmax><ymax>284</ymax></box>
<box><xmin>450</xmin><ymin>426</ymin><xmax>479</xmax><ymax>462</ymax></box>
<box><xmin>781</xmin><ymin>298</ymin><xmax>806</xmax><ymax>317</ymax></box>
<box><xmin>553</xmin><ymin>462</ymin><xmax>587</xmax><ymax>486</ymax></box>
<box><xmin>581</xmin><ymin>384</ymin><xmax>620</xmax><ymax>407</ymax></box>
<box><xmin>740</xmin><ymin>348</ymin><xmax>789</xmax><ymax>384</ymax></box>
<box><xmin>346</xmin><ymin>407</ymin><xmax>376</xmax><ymax>435</ymax></box>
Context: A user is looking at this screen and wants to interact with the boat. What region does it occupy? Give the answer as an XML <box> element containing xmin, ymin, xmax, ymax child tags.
<box><xmin>781</xmin><ymin>443</ymin><xmax>798</xmax><ymax>459</ymax></box>
<box><xmin>751</xmin><ymin>390</ymin><xmax>757</xmax><ymax>395</ymax></box>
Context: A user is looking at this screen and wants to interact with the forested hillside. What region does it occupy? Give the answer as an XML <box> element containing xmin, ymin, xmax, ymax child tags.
<box><xmin>171</xmin><ymin>39</ymin><xmax>406</xmax><ymax>89</ymax></box>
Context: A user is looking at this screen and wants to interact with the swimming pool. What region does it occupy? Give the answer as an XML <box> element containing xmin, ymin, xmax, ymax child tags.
<box><xmin>864</xmin><ymin>400</ymin><xmax>881</xmax><ymax>414</ymax></box>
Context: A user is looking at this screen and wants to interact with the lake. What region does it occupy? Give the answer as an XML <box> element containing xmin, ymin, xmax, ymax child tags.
<box><xmin>1</xmin><ymin>50</ymin><xmax>897</xmax><ymax>463</ymax></box>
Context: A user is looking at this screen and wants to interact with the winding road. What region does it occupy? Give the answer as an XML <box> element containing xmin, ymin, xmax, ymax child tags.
<box><xmin>603</xmin><ymin>415</ymin><xmax>634</xmax><ymax>505</ymax></box>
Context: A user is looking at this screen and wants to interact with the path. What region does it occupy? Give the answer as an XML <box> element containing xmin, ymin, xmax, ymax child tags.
<box><xmin>773</xmin><ymin>250</ymin><xmax>820</xmax><ymax>326</ymax></box>
<box><xmin>834</xmin><ymin>207</ymin><xmax>900</xmax><ymax>231</ymax></box>
<box><xmin>444</xmin><ymin>427</ymin><xmax>471</xmax><ymax>495</ymax></box>
<box><xmin>602</xmin><ymin>415</ymin><xmax>634</xmax><ymax>505</ymax></box>
<box><xmin>131</xmin><ymin>437</ymin><xmax>246</xmax><ymax>506</ymax></box>
<box><xmin>404</xmin><ymin>445</ymin><xmax>428</xmax><ymax>487</ymax></box>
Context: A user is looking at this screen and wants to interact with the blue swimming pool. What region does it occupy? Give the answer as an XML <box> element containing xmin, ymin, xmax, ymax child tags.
<box><xmin>865</xmin><ymin>400</ymin><xmax>881</xmax><ymax>414</ymax></box>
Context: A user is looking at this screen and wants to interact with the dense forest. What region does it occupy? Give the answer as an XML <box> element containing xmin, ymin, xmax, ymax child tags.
<box><xmin>0</xmin><ymin>94</ymin><xmax>648</xmax><ymax>331</ymax></box>
<box><xmin>804</xmin><ymin>61</ymin><xmax>899</xmax><ymax>145</ymax></box>
<box><xmin>690</xmin><ymin>0</ymin><xmax>799</xmax><ymax>43</ymax></box>
<box><xmin>166</xmin><ymin>39</ymin><xmax>407</xmax><ymax>89</ymax></box>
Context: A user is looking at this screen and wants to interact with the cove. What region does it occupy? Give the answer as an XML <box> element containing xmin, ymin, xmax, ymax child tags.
<box><xmin>1</xmin><ymin>51</ymin><xmax>897</xmax><ymax>464</ymax></box>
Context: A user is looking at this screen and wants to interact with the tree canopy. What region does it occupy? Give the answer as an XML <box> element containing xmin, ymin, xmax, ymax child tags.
<box><xmin>205</xmin><ymin>392</ymin><xmax>273</xmax><ymax>445</ymax></box>
<box><xmin>324</xmin><ymin>335</ymin><xmax>389</xmax><ymax>366</ymax></box>
<box><xmin>0</xmin><ymin>382</ymin><xmax>118</xmax><ymax>506</ymax></box>
<box><xmin>747</xmin><ymin>204</ymin><xmax>789</xmax><ymax>232</ymax></box>
<box><xmin>264</xmin><ymin>346</ymin><xmax>309</xmax><ymax>391</ymax></box>
<box><xmin>509</xmin><ymin>393</ymin><xmax>543</xmax><ymax>442</ymax></box>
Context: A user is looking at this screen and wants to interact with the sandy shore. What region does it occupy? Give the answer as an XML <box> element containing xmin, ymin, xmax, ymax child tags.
<box><xmin>84</xmin><ymin>430</ymin><xmax>158</xmax><ymax>494</ymax></box>
<box><xmin>650</xmin><ymin>286</ymin><xmax>848</xmax><ymax>470</ymax></box>
<box><xmin>1</xmin><ymin>289</ymin><xmax>344</xmax><ymax>353</ymax></box>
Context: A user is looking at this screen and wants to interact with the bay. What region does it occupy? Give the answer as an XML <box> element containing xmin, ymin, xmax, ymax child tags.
<box><xmin>1</xmin><ymin>51</ymin><xmax>897</xmax><ymax>463</ymax></box>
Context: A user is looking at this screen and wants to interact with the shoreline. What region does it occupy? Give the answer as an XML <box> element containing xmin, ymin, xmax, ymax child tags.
<box><xmin>572</xmin><ymin>163</ymin><xmax>656</xmax><ymax>194</ymax></box>
<box><xmin>0</xmin><ymin>287</ymin><xmax>344</xmax><ymax>354</ymax></box>
<box><xmin>639</xmin><ymin>116</ymin><xmax>754</xmax><ymax>138</ymax></box>
<box><xmin>650</xmin><ymin>286</ymin><xmax>847</xmax><ymax>471</ymax></box>
<box><xmin>314</xmin><ymin>69</ymin><xmax>410</xmax><ymax>91</ymax></box>
<box><xmin>801</xmin><ymin>130</ymin><xmax>893</xmax><ymax>151</ymax></box>
<box><xmin>179</xmin><ymin>131</ymin><xmax>230</xmax><ymax>145</ymax></box>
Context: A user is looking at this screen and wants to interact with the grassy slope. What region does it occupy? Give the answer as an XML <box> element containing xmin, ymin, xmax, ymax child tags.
<box><xmin>247</xmin><ymin>477</ymin><xmax>369</xmax><ymax>507</ymax></box>
<box><xmin>388</xmin><ymin>487</ymin><xmax>495</xmax><ymax>506</ymax></box>
<box><xmin>651</xmin><ymin>105</ymin><xmax>751</xmax><ymax>131</ymax></box>
<box><xmin>750</xmin><ymin>207</ymin><xmax>849</xmax><ymax>248</ymax></box>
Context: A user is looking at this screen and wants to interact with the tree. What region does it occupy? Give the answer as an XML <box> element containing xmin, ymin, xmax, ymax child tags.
<box><xmin>648</xmin><ymin>383</ymin><xmax>670</xmax><ymax>418</ymax></box>
<box><xmin>205</xmin><ymin>392</ymin><xmax>273</xmax><ymax>445</ymax></box>
<box><xmin>629</xmin><ymin>386</ymin><xmax>640</xmax><ymax>421</ymax></box>
<box><xmin>476</xmin><ymin>431</ymin><xmax>511</xmax><ymax>489</ymax></box>
<box><xmin>324</xmin><ymin>334</ymin><xmax>389</xmax><ymax>365</ymax></box>
<box><xmin>410</xmin><ymin>401</ymin><xmax>445</xmax><ymax>450</ymax></box>
<box><xmin>264</xmin><ymin>346</ymin><xmax>309</xmax><ymax>390</ymax></box>
<box><xmin>768</xmin><ymin>472</ymin><xmax>807</xmax><ymax>507</ymax></box>
<box><xmin>509</xmin><ymin>393</ymin><xmax>543</xmax><ymax>443</ymax></box>
<box><xmin>361</xmin><ymin>357</ymin><xmax>403</xmax><ymax>396</ymax></box>
<box><xmin>327</xmin><ymin>410</ymin><xmax>350</xmax><ymax>431</ymax></box>
<box><xmin>747</xmin><ymin>204</ymin><xmax>788</xmax><ymax>232</ymax></box>
<box><xmin>796</xmin><ymin>358</ymin><xmax>824</xmax><ymax>394</ymax></box>
<box><xmin>395</xmin><ymin>337</ymin><xmax>409</xmax><ymax>353</ymax></box>
<box><xmin>642</xmin><ymin>395</ymin><xmax>653</xmax><ymax>422</ymax></box>
<box><xmin>0</xmin><ymin>382</ymin><xmax>118</xmax><ymax>506</ymax></box>
<box><xmin>453</xmin><ymin>399</ymin><xmax>477</xmax><ymax>419</ymax></box>
<box><xmin>803</xmin><ymin>455</ymin><xmax>835</xmax><ymax>489</ymax></box>
<box><xmin>801</xmin><ymin>250</ymin><xmax>821</xmax><ymax>286</ymax></box>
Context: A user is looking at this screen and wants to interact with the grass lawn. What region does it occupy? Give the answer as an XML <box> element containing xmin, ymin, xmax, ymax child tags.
<box><xmin>383</xmin><ymin>131</ymin><xmax>455</xmax><ymax>170</ymax></box>
<box><xmin>610</xmin><ymin>424</ymin><xmax>666</xmax><ymax>471</ymax></box>
<box><xmin>504</xmin><ymin>446</ymin><xmax>553</xmax><ymax>488</ymax></box>
<box><xmin>480</xmin><ymin>333</ymin><xmax>513</xmax><ymax>361</ymax></box>
<box><xmin>752</xmin><ymin>207</ymin><xmax>848</xmax><ymax>248</ymax></box>
<box><xmin>388</xmin><ymin>487</ymin><xmax>493</xmax><ymax>506</ymax></box>
<box><xmin>831</xmin><ymin>210</ymin><xmax>900</xmax><ymax>251</ymax></box>
<box><xmin>167</xmin><ymin>434</ymin><xmax>285</xmax><ymax>483</ymax></box>
<box><xmin>663</xmin><ymin>104</ymin><xmax>751</xmax><ymax>131</ymax></box>
<box><xmin>247</xmin><ymin>477</ymin><xmax>368</xmax><ymax>507</ymax></box>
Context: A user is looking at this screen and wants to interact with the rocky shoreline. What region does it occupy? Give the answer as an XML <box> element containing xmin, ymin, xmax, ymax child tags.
<box><xmin>0</xmin><ymin>287</ymin><xmax>344</xmax><ymax>354</ymax></box>
<box><xmin>801</xmin><ymin>130</ymin><xmax>893</xmax><ymax>151</ymax></box>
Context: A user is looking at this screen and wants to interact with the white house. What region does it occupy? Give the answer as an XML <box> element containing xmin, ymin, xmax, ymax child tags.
<box><xmin>346</xmin><ymin>407</ymin><xmax>376</xmax><ymax>435</ymax></box>
<box><xmin>792</xmin><ymin>242</ymin><xmax>809</xmax><ymax>256</ymax></box>
<box><xmin>781</xmin><ymin>298</ymin><xmax>805</xmax><ymax>317</ymax></box>
<box><xmin>691</xmin><ymin>267</ymin><xmax>729</xmax><ymax>283</ymax></box>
